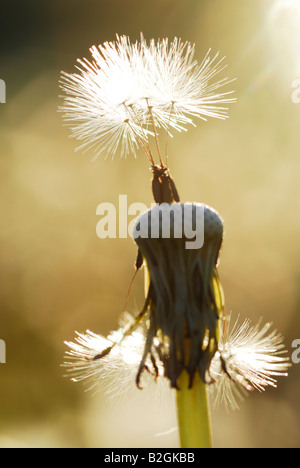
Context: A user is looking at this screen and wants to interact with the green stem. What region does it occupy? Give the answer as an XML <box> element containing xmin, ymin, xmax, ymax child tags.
<box><xmin>176</xmin><ymin>371</ymin><xmax>212</xmax><ymax>448</ymax></box>
<box><xmin>144</xmin><ymin>262</ymin><xmax>213</xmax><ymax>448</ymax></box>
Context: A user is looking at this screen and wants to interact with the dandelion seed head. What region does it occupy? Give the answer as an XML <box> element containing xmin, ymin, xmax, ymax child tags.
<box><xmin>60</xmin><ymin>34</ymin><xmax>235</xmax><ymax>160</ymax></box>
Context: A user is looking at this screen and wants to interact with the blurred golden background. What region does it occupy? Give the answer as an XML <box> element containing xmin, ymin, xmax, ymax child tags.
<box><xmin>0</xmin><ymin>0</ymin><xmax>300</xmax><ymax>448</ymax></box>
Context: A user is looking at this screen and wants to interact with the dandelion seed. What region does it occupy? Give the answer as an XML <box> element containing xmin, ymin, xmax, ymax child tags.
<box><xmin>59</xmin><ymin>34</ymin><xmax>235</xmax><ymax>161</ymax></box>
<box><xmin>64</xmin><ymin>329</ymin><xmax>147</xmax><ymax>394</ymax></box>
<box><xmin>209</xmin><ymin>316</ymin><xmax>291</xmax><ymax>410</ymax></box>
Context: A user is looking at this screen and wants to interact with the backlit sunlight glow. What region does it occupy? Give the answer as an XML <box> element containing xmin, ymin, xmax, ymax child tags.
<box><xmin>272</xmin><ymin>0</ymin><xmax>300</xmax><ymax>14</ymax></box>
<box><xmin>269</xmin><ymin>0</ymin><xmax>300</xmax><ymax>72</ymax></box>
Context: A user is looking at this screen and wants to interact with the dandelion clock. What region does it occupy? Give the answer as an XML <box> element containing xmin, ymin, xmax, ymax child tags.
<box><xmin>60</xmin><ymin>35</ymin><xmax>290</xmax><ymax>448</ymax></box>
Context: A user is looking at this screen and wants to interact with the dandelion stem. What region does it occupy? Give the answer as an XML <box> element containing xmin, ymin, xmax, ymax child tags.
<box><xmin>164</xmin><ymin>102</ymin><xmax>175</xmax><ymax>167</ymax></box>
<box><xmin>175</xmin><ymin>274</ymin><xmax>223</xmax><ymax>448</ymax></box>
<box><xmin>142</xmin><ymin>225</ymin><xmax>216</xmax><ymax>449</ymax></box>
<box><xmin>176</xmin><ymin>371</ymin><xmax>212</xmax><ymax>448</ymax></box>
<box><xmin>126</xmin><ymin>120</ymin><xmax>155</xmax><ymax>166</ymax></box>
<box><xmin>124</xmin><ymin>104</ymin><xmax>155</xmax><ymax>166</ymax></box>
<box><xmin>146</xmin><ymin>98</ymin><xmax>164</xmax><ymax>167</ymax></box>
